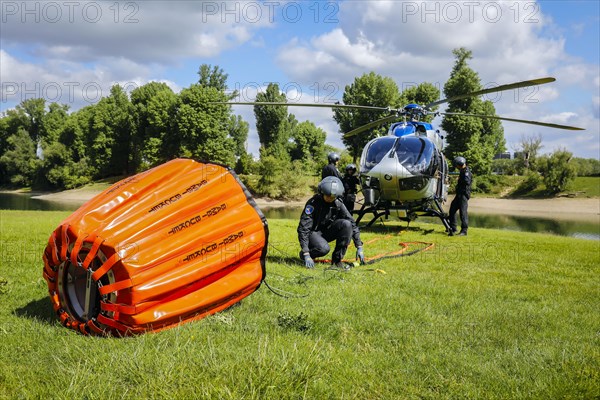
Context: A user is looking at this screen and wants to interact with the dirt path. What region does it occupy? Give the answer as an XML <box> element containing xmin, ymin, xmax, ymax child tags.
<box><xmin>466</xmin><ymin>197</ymin><xmax>600</xmax><ymax>222</ymax></box>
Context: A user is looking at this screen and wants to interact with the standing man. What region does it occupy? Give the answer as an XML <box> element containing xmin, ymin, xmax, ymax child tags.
<box><xmin>342</xmin><ymin>164</ymin><xmax>360</xmax><ymax>213</ymax></box>
<box><xmin>322</xmin><ymin>152</ymin><xmax>342</xmax><ymax>180</ymax></box>
<box><xmin>448</xmin><ymin>156</ymin><xmax>472</xmax><ymax>236</ymax></box>
<box><xmin>298</xmin><ymin>176</ymin><xmax>365</xmax><ymax>270</ymax></box>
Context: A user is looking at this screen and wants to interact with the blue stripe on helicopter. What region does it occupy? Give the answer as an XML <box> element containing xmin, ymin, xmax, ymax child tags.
<box><xmin>391</xmin><ymin>121</ymin><xmax>433</xmax><ymax>137</ymax></box>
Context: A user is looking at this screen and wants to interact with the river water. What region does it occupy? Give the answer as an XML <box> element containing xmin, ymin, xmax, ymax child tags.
<box><xmin>1</xmin><ymin>192</ymin><xmax>598</xmax><ymax>240</ymax></box>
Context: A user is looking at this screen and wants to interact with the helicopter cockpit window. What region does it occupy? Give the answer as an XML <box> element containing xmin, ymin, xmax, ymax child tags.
<box><xmin>361</xmin><ymin>137</ymin><xmax>397</xmax><ymax>173</ymax></box>
<box><xmin>394</xmin><ymin>137</ymin><xmax>435</xmax><ymax>175</ymax></box>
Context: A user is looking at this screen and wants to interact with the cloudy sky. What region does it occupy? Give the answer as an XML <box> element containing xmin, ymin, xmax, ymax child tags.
<box><xmin>1</xmin><ymin>0</ymin><xmax>598</xmax><ymax>159</ymax></box>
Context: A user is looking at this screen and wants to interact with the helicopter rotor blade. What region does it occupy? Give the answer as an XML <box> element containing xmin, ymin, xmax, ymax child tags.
<box><xmin>343</xmin><ymin>114</ymin><xmax>400</xmax><ymax>138</ymax></box>
<box><xmin>426</xmin><ymin>77</ymin><xmax>556</xmax><ymax>109</ymax></box>
<box><xmin>440</xmin><ymin>112</ymin><xmax>585</xmax><ymax>131</ymax></box>
<box><xmin>213</xmin><ymin>101</ymin><xmax>393</xmax><ymax>112</ymax></box>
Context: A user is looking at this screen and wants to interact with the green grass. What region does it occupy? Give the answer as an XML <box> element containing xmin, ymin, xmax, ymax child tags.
<box><xmin>512</xmin><ymin>176</ymin><xmax>600</xmax><ymax>199</ymax></box>
<box><xmin>565</xmin><ymin>176</ymin><xmax>600</xmax><ymax>198</ymax></box>
<box><xmin>1</xmin><ymin>211</ymin><xmax>598</xmax><ymax>399</ymax></box>
<box><xmin>472</xmin><ymin>176</ymin><xmax>600</xmax><ymax>199</ymax></box>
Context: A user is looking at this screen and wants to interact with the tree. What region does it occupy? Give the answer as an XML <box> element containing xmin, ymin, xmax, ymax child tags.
<box><xmin>538</xmin><ymin>149</ymin><xmax>577</xmax><ymax>194</ymax></box>
<box><xmin>198</xmin><ymin>64</ymin><xmax>230</xmax><ymax>93</ymax></box>
<box><xmin>37</xmin><ymin>142</ymin><xmax>91</xmax><ymax>189</ymax></box>
<box><xmin>334</xmin><ymin>72</ymin><xmax>400</xmax><ymax>161</ymax></box>
<box><xmin>515</xmin><ymin>134</ymin><xmax>543</xmax><ymax>172</ymax></box>
<box><xmin>84</xmin><ymin>85</ymin><xmax>135</xmax><ymax>178</ymax></box>
<box><xmin>480</xmin><ymin>100</ymin><xmax>505</xmax><ymax>158</ymax></box>
<box><xmin>441</xmin><ymin>48</ymin><xmax>505</xmax><ymax>174</ymax></box>
<box><xmin>571</xmin><ymin>157</ymin><xmax>600</xmax><ymax>176</ymax></box>
<box><xmin>228</xmin><ymin>114</ymin><xmax>249</xmax><ymax>158</ymax></box>
<box><xmin>254</xmin><ymin>83</ymin><xmax>289</xmax><ymax>158</ymax></box>
<box><xmin>234</xmin><ymin>152</ymin><xmax>258</xmax><ymax>175</ymax></box>
<box><xmin>60</xmin><ymin>105</ymin><xmax>93</xmax><ymax>164</ymax></box>
<box><xmin>0</xmin><ymin>128</ymin><xmax>39</xmax><ymax>186</ymax></box>
<box><xmin>40</xmin><ymin>103</ymin><xmax>69</xmax><ymax>146</ymax></box>
<box><xmin>0</xmin><ymin>117</ymin><xmax>10</xmax><ymax>184</ymax></box>
<box><xmin>15</xmin><ymin>98</ymin><xmax>46</xmax><ymax>144</ymax></box>
<box><xmin>131</xmin><ymin>82</ymin><xmax>177</xmax><ymax>170</ymax></box>
<box><xmin>289</xmin><ymin>121</ymin><xmax>327</xmax><ymax>162</ymax></box>
<box><xmin>168</xmin><ymin>84</ymin><xmax>236</xmax><ymax>166</ymax></box>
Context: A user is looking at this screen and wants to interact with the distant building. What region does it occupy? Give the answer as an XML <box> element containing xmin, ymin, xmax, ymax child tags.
<box><xmin>513</xmin><ymin>151</ymin><xmax>530</xmax><ymax>160</ymax></box>
<box><xmin>494</xmin><ymin>152</ymin><xmax>511</xmax><ymax>160</ymax></box>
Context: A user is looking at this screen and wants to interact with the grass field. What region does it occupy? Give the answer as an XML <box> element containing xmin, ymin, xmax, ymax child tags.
<box><xmin>0</xmin><ymin>210</ymin><xmax>598</xmax><ymax>399</ymax></box>
<box><xmin>567</xmin><ymin>176</ymin><xmax>600</xmax><ymax>198</ymax></box>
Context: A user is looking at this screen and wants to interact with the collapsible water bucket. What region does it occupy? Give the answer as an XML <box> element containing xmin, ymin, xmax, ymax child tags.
<box><xmin>42</xmin><ymin>159</ymin><xmax>268</xmax><ymax>336</ymax></box>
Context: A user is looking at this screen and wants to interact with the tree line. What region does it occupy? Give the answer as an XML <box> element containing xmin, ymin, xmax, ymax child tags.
<box><xmin>1</xmin><ymin>50</ymin><xmax>596</xmax><ymax>198</ymax></box>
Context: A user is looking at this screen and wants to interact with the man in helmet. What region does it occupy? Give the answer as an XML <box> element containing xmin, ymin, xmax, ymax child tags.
<box><xmin>298</xmin><ymin>176</ymin><xmax>365</xmax><ymax>270</ymax></box>
<box><xmin>342</xmin><ymin>164</ymin><xmax>360</xmax><ymax>213</ymax></box>
<box><xmin>448</xmin><ymin>156</ymin><xmax>472</xmax><ymax>236</ymax></box>
<box><xmin>322</xmin><ymin>152</ymin><xmax>342</xmax><ymax>180</ymax></box>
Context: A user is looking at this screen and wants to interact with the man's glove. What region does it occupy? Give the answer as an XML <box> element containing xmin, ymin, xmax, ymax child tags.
<box><xmin>356</xmin><ymin>246</ymin><xmax>365</xmax><ymax>265</ymax></box>
<box><xmin>303</xmin><ymin>253</ymin><xmax>315</xmax><ymax>269</ymax></box>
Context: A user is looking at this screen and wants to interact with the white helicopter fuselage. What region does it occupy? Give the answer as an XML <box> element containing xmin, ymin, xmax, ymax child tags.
<box><xmin>359</xmin><ymin>123</ymin><xmax>448</xmax><ymax>206</ymax></box>
<box><xmin>362</xmin><ymin>155</ymin><xmax>440</xmax><ymax>202</ymax></box>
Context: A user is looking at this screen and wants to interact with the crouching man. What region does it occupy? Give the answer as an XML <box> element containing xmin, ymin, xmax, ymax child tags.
<box><xmin>298</xmin><ymin>176</ymin><xmax>365</xmax><ymax>270</ymax></box>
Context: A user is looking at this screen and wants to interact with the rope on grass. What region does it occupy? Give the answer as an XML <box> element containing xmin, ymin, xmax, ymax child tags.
<box><xmin>264</xmin><ymin>236</ymin><xmax>434</xmax><ymax>295</ymax></box>
<box><xmin>315</xmin><ymin>235</ymin><xmax>435</xmax><ymax>266</ymax></box>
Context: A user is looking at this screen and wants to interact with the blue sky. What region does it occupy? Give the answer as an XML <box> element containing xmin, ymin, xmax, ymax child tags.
<box><xmin>1</xmin><ymin>0</ymin><xmax>598</xmax><ymax>159</ymax></box>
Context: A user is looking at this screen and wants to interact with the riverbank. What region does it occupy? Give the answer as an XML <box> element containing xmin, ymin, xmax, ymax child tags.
<box><xmin>14</xmin><ymin>187</ymin><xmax>599</xmax><ymax>223</ymax></box>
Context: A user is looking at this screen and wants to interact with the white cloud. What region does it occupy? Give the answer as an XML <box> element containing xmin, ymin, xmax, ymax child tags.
<box><xmin>540</xmin><ymin>112</ymin><xmax>578</xmax><ymax>124</ymax></box>
<box><xmin>0</xmin><ymin>49</ymin><xmax>177</xmax><ymax>110</ymax></box>
<box><xmin>1</xmin><ymin>1</ymin><xmax>272</xmax><ymax>63</ymax></box>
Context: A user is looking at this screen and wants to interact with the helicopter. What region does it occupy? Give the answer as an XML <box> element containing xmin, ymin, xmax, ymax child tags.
<box><xmin>218</xmin><ymin>77</ymin><xmax>585</xmax><ymax>230</ymax></box>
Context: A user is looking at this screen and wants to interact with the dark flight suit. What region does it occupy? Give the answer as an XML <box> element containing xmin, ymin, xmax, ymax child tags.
<box><xmin>297</xmin><ymin>195</ymin><xmax>362</xmax><ymax>263</ymax></box>
<box><xmin>342</xmin><ymin>173</ymin><xmax>360</xmax><ymax>213</ymax></box>
<box><xmin>448</xmin><ymin>166</ymin><xmax>472</xmax><ymax>234</ymax></box>
<box><xmin>321</xmin><ymin>163</ymin><xmax>342</xmax><ymax>180</ymax></box>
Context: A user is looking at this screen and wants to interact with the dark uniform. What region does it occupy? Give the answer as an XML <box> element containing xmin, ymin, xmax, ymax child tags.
<box><xmin>321</xmin><ymin>163</ymin><xmax>342</xmax><ymax>180</ymax></box>
<box><xmin>342</xmin><ymin>173</ymin><xmax>360</xmax><ymax>213</ymax></box>
<box><xmin>448</xmin><ymin>166</ymin><xmax>472</xmax><ymax>234</ymax></box>
<box><xmin>297</xmin><ymin>194</ymin><xmax>362</xmax><ymax>264</ymax></box>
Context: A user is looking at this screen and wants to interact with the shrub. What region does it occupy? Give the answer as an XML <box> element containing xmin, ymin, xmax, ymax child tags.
<box><xmin>255</xmin><ymin>157</ymin><xmax>316</xmax><ymax>200</ymax></box>
<box><xmin>469</xmin><ymin>174</ymin><xmax>507</xmax><ymax>195</ymax></box>
<box><xmin>538</xmin><ymin>149</ymin><xmax>577</xmax><ymax>194</ymax></box>
<box><xmin>512</xmin><ymin>172</ymin><xmax>542</xmax><ymax>196</ymax></box>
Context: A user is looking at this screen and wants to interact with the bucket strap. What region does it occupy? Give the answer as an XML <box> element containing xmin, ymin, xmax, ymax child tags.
<box><xmin>92</xmin><ymin>253</ymin><xmax>119</xmax><ymax>281</ymax></box>
<box><xmin>99</xmin><ymin>278</ymin><xmax>133</xmax><ymax>296</ymax></box>
<box><xmin>82</xmin><ymin>234</ymin><xmax>104</xmax><ymax>270</ymax></box>
<box><xmin>69</xmin><ymin>234</ymin><xmax>86</xmax><ymax>266</ymax></box>
<box><xmin>59</xmin><ymin>225</ymin><xmax>69</xmax><ymax>261</ymax></box>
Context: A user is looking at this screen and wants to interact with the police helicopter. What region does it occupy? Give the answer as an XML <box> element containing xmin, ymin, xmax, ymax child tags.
<box><xmin>218</xmin><ymin>77</ymin><xmax>584</xmax><ymax>230</ymax></box>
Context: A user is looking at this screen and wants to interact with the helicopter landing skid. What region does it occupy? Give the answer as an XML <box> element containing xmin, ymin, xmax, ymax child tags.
<box><xmin>353</xmin><ymin>198</ymin><xmax>452</xmax><ymax>232</ymax></box>
<box><xmin>424</xmin><ymin>197</ymin><xmax>452</xmax><ymax>233</ymax></box>
<box><xmin>353</xmin><ymin>204</ymin><xmax>389</xmax><ymax>228</ymax></box>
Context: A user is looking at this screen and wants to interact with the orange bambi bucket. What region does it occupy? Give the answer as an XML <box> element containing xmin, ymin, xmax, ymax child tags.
<box><xmin>42</xmin><ymin>159</ymin><xmax>268</xmax><ymax>336</ymax></box>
